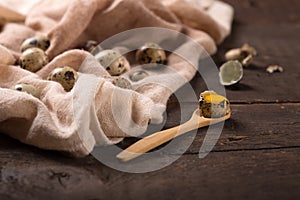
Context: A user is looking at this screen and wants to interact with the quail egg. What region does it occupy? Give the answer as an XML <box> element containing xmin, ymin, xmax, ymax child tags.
<box><xmin>47</xmin><ymin>66</ymin><xmax>78</xmax><ymax>91</ymax></box>
<box><xmin>130</xmin><ymin>70</ymin><xmax>149</xmax><ymax>82</ymax></box>
<box><xmin>136</xmin><ymin>43</ymin><xmax>167</xmax><ymax>65</ymax></box>
<box><xmin>21</xmin><ymin>35</ymin><xmax>50</xmax><ymax>52</ymax></box>
<box><xmin>12</xmin><ymin>83</ymin><xmax>39</xmax><ymax>98</ymax></box>
<box><xmin>19</xmin><ymin>47</ymin><xmax>49</xmax><ymax>72</ymax></box>
<box><xmin>112</xmin><ymin>77</ymin><xmax>132</xmax><ymax>90</ymax></box>
<box><xmin>199</xmin><ymin>91</ymin><xmax>230</xmax><ymax>118</ymax></box>
<box><xmin>95</xmin><ymin>50</ymin><xmax>128</xmax><ymax>76</ymax></box>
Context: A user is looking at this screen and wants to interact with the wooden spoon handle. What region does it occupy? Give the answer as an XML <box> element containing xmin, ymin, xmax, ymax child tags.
<box><xmin>117</xmin><ymin>120</ymin><xmax>198</xmax><ymax>162</ymax></box>
<box><xmin>117</xmin><ymin>112</ymin><xmax>231</xmax><ymax>162</ymax></box>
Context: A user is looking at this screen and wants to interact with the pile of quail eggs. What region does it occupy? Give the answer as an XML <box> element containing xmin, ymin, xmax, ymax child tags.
<box><xmin>15</xmin><ymin>35</ymin><xmax>80</xmax><ymax>97</ymax></box>
<box><xmin>13</xmin><ymin>35</ymin><xmax>49</xmax><ymax>98</ymax></box>
<box><xmin>14</xmin><ymin>36</ymin><xmax>168</xmax><ymax>98</ymax></box>
<box><xmin>19</xmin><ymin>35</ymin><xmax>50</xmax><ymax>72</ymax></box>
<box><xmin>92</xmin><ymin>42</ymin><xmax>167</xmax><ymax>89</ymax></box>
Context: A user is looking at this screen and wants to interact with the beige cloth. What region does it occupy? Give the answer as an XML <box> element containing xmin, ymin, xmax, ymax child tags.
<box><xmin>0</xmin><ymin>0</ymin><xmax>233</xmax><ymax>157</ymax></box>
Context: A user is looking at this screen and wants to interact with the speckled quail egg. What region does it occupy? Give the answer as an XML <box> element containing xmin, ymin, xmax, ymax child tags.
<box><xmin>47</xmin><ymin>66</ymin><xmax>78</xmax><ymax>92</ymax></box>
<box><xmin>130</xmin><ymin>70</ymin><xmax>149</xmax><ymax>82</ymax></box>
<box><xmin>21</xmin><ymin>35</ymin><xmax>50</xmax><ymax>52</ymax></box>
<box><xmin>112</xmin><ymin>77</ymin><xmax>132</xmax><ymax>90</ymax></box>
<box><xmin>19</xmin><ymin>47</ymin><xmax>49</xmax><ymax>72</ymax></box>
<box><xmin>199</xmin><ymin>91</ymin><xmax>230</xmax><ymax>118</ymax></box>
<box><xmin>136</xmin><ymin>43</ymin><xmax>167</xmax><ymax>65</ymax></box>
<box><xmin>95</xmin><ymin>50</ymin><xmax>128</xmax><ymax>76</ymax></box>
<box><xmin>12</xmin><ymin>83</ymin><xmax>39</xmax><ymax>98</ymax></box>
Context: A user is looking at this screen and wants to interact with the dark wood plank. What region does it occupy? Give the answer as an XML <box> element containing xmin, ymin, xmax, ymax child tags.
<box><xmin>1</xmin><ymin>147</ymin><xmax>299</xmax><ymax>199</ymax></box>
<box><xmin>104</xmin><ymin>149</ymin><xmax>300</xmax><ymax>200</ymax></box>
<box><xmin>169</xmin><ymin>0</ymin><xmax>300</xmax><ymax>103</ymax></box>
<box><xmin>0</xmin><ymin>146</ymin><xmax>108</xmax><ymax>199</ymax></box>
<box><xmin>174</xmin><ymin>103</ymin><xmax>300</xmax><ymax>154</ymax></box>
<box><xmin>219</xmin><ymin>0</ymin><xmax>300</xmax><ymax>103</ymax></box>
<box><xmin>223</xmin><ymin>0</ymin><xmax>300</xmax><ymax>25</ymax></box>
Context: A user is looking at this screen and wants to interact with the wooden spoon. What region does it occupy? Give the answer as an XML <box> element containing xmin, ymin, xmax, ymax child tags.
<box><xmin>117</xmin><ymin>109</ymin><xmax>231</xmax><ymax>162</ymax></box>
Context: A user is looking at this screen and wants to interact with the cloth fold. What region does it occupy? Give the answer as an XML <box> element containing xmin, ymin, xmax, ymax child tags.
<box><xmin>0</xmin><ymin>0</ymin><xmax>233</xmax><ymax>157</ymax></box>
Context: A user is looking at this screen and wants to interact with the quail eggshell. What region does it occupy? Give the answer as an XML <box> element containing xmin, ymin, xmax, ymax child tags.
<box><xmin>219</xmin><ymin>60</ymin><xmax>243</xmax><ymax>86</ymax></box>
<box><xmin>199</xmin><ymin>91</ymin><xmax>230</xmax><ymax>118</ymax></box>
<box><xmin>241</xmin><ymin>43</ymin><xmax>257</xmax><ymax>56</ymax></box>
<box><xmin>241</xmin><ymin>54</ymin><xmax>253</xmax><ymax>67</ymax></box>
<box><xmin>266</xmin><ymin>65</ymin><xmax>284</xmax><ymax>73</ymax></box>
<box><xmin>225</xmin><ymin>48</ymin><xmax>244</xmax><ymax>61</ymax></box>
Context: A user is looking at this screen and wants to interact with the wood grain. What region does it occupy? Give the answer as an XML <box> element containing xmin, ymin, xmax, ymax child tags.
<box><xmin>105</xmin><ymin>149</ymin><xmax>300</xmax><ymax>200</ymax></box>
<box><xmin>117</xmin><ymin>110</ymin><xmax>230</xmax><ymax>162</ymax></box>
<box><xmin>0</xmin><ymin>146</ymin><xmax>299</xmax><ymax>199</ymax></box>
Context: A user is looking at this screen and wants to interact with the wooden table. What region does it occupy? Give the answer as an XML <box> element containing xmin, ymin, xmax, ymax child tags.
<box><xmin>1</xmin><ymin>0</ymin><xmax>299</xmax><ymax>199</ymax></box>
